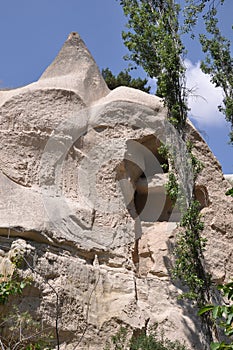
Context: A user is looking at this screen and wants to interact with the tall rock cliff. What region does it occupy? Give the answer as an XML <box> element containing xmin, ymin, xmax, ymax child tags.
<box><xmin>0</xmin><ymin>33</ymin><xmax>232</xmax><ymax>349</ymax></box>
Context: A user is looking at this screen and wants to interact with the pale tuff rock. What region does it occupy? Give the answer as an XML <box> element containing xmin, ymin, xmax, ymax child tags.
<box><xmin>39</xmin><ymin>32</ymin><xmax>110</xmax><ymax>104</ymax></box>
<box><xmin>0</xmin><ymin>33</ymin><xmax>232</xmax><ymax>349</ymax></box>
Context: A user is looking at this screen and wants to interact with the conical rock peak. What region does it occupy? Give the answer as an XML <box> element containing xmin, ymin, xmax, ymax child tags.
<box><xmin>39</xmin><ymin>32</ymin><xmax>109</xmax><ymax>104</ymax></box>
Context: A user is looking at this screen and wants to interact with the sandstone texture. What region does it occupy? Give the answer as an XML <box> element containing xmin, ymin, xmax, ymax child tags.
<box><xmin>0</xmin><ymin>33</ymin><xmax>232</xmax><ymax>349</ymax></box>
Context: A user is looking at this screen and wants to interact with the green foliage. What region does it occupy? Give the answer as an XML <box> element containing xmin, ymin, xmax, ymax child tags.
<box><xmin>165</xmin><ymin>172</ymin><xmax>179</xmax><ymax>204</ymax></box>
<box><xmin>157</xmin><ymin>143</ymin><xmax>170</xmax><ymax>171</ymax></box>
<box><xmin>104</xmin><ymin>325</ymin><xmax>188</xmax><ymax>350</ymax></box>
<box><xmin>0</xmin><ymin>253</ymin><xmax>53</xmax><ymax>349</ymax></box>
<box><xmin>159</xmin><ymin>141</ymin><xmax>207</xmax><ymax>304</ymax></box>
<box><xmin>102</xmin><ymin>68</ymin><xmax>150</xmax><ymax>93</ymax></box>
<box><xmin>0</xmin><ymin>275</ymin><xmax>29</xmax><ymax>305</ymax></box>
<box><xmin>182</xmin><ymin>0</ymin><xmax>225</xmax><ymax>36</ymax></box>
<box><xmin>0</xmin><ymin>306</ymin><xmax>54</xmax><ymax>350</ymax></box>
<box><xmin>162</xmin><ymin>140</ymin><xmax>207</xmax><ymax>304</ymax></box>
<box><xmin>0</xmin><ymin>257</ymin><xmax>31</xmax><ymax>305</ymax></box>
<box><xmin>120</xmin><ymin>0</ymin><xmax>233</xmax><ymax>142</ymax></box>
<box><xmin>104</xmin><ymin>326</ymin><xmax>128</xmax><ymax>350</ymax></box>
<box><xmin>198</xmin><ymin>280</ymin><xmax>233</xmax><ymax>349</ymax></box>
<box><xmin>173</xmin><ymin>200</ymin><xmax>210</xmax><ymax>304</ymax></box>
<box><xmin>158</xmin><ymin>143</ymin><xmax>170</xmax><ymax>161</ymax></box>
<box><xmin>183</xmin><ymin>0</ymin><xmax>233</xmax><ymax>143</ymax></box>
<box><xmin>158</xmin><ymin>143</ymin><xmax>183</xmax><ymax>204</ymax></box>
<box><xmin>130</xmin><ymin>334</ymin><xmax>187</xmax><ymax>350</ymax></box>
<box><xmin>226</xmin><ymin>188</ymin><xmax>233</xmax><ymax>197</ymax></box>
<box><xmin>119</xmin><ymin>0</ymin><xmax>188</xmax><ymax>128</ymax></box>
<box><xmin>200</xmin><ymin>9</ymin><xmax>233</xmax><ymax>143</ymax></box>
<box><xmin>186</xmin><ymin>140</ymin><xmax>204</xmax><ymax>178</ymax></box>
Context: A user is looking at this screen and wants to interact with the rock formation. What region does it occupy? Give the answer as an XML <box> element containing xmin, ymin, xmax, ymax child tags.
<box><xmin>0</xmin><ymin>32</ymin><xmax>232</xmax><ymax>349</ymax></box>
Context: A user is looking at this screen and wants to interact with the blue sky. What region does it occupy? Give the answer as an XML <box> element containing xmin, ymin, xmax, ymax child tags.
<box><xmin>0</xmin><ymin>0</ymin><xmax>232</xmax><ymax>173</ymax></box>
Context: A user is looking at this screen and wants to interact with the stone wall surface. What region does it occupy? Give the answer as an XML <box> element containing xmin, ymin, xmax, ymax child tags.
<box><xmin>0</xmin><ymin>33</ymin><xmax>232</xmax><ymax>349</ymax></box>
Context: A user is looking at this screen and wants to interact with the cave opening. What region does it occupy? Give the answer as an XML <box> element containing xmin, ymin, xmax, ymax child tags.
<box><xmin>117</xmin><ymin>135</ymin><xmax>180</xmax><ymax>224</ymax></box>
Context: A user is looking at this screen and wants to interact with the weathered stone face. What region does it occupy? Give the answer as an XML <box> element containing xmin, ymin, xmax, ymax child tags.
<box><xmin>0</xmin><ymin>32</ymin><xmax>232</xmax><ymax>349</ymax></box>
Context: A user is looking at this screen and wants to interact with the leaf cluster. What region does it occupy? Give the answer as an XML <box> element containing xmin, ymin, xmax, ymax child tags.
<box><xmin>165</xmin><ymin>172</ymin><xmax>179</xmax><ymax>204</ymax></box>
<box><xmin>158</xmin><ymin>141</ymin><xmax>207</xmax><ymax>303</ymax></box>
<box><xmin>182</xmin><ymin>0</ymin><xmax>224</xmax><ymax>36</ymax></box>
<box><xmin>119</xmin><ymin>0</ymin><xmax>188</xmax><ymax>128</ymax></box>
<box><xmin>120</xmin><ymin>0</ymin><xmax>233</xmax><ymax>142</ymax></box>
<box><xmin>102</xmin><ymin>68</ymin><xmax>150</xmax><ymax>93</ymax></box>
<box><xmin>158</xmin><ymin>143</ymin><xmax>184</xmax><ymax>207</ymax></box>
<box><xmin>0</xmin><ymin>261</ymin><xmax>54</xmax><ymax>349</ymax></box>
<box><xmin>184</xmin><ymin>0</ymin><xmax>233</xmax><ymax>143</ymax></box>
<box><xmin>200</xmin><ymin>8</ymin><xmax>233</xmax><ymax>142</ymax></box>
<box><xmin>173</xmin><ymin>200</ymin><xmax>210</xmax><ymax>303</ymax></box>
<box><xmin>0</xmin><ymin>268</ymin><xmax>31</xmax><ymax>305</ymax></box>
<box><xmin>226</xmin><ymin>188</ymin><xmax>233</xmax><ymax>197</ymax></box>
<box><xmin>157</xmin><ymin>143</ymin><xmax>171</xmax><ymax>172</ymax></box>
<box><xmin>186</xmin><ymin>140</ymin><xmax>204</xmax><ymax>178</ymax></box>
<box><xmin>104</xmin><ymin>325</ymin><xmax>188</xmax><ymax>350</ymax></box>
<box><xmin>198</xmin><ymin>280</ymin><xmax>233</xmax><ymax>349</ymax></box>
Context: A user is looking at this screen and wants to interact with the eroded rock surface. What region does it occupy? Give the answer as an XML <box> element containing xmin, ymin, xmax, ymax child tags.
<box><xmin>0</xmin><ymin>33</ymin><xmax>232</xmax><ymax>349</ymax></box>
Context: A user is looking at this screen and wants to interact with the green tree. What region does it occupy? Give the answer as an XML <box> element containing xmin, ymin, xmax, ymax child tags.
<box><xmin>119</xmin><ymin>0</ymin><xmax>233</xmax><ymax>143</ymax></box>
<box><xmin>183</xmin><ymin>0</ymin><xmax>233</xmax><ymax>144</ymax></box>
<box><xmin>102</xmin><ymin>67</ymin><xmax>150</xmax><ymax>92</ymax></box>
<box><xmin>119</xmin><ymin>0</ymin><xmax>188</xmax><ymax>128</ymax></box>
<box><xmin>118</xmin><ymin>0</ymin><xmax>232</xmax><ymax>296</ymax></box>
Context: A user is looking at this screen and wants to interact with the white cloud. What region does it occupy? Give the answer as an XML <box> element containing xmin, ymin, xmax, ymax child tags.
<box><xmin>147</xmin><ymin>77</ymin><xmax>157</xmax><ymax>94</ymax></box>
<box><xmin>185</xmin><ymin>59</ymin><xmax>225</xmax><ymax>126</ymax></box>
<box><xmin>147</xmin><ymin>60</ymin><xmax>225</xmax><ymax>127</ymax></box>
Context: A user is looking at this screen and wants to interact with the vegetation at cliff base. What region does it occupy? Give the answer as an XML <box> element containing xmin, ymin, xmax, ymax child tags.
<box><xmin>104</xmin><ymin>324</ymin><xmax>188</xmax><ymax>350</ymax></box>
<box><xmin>0</xmin><ymin>254</ymin><xmax>54</xmax><ymax>350</ymax></box>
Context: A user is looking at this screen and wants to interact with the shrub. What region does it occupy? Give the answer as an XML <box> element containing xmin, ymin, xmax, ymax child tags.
<box><xmin>104</xmin><ymin>324</ymin><xmax>188</xmax><ymax>350</ymax></box>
